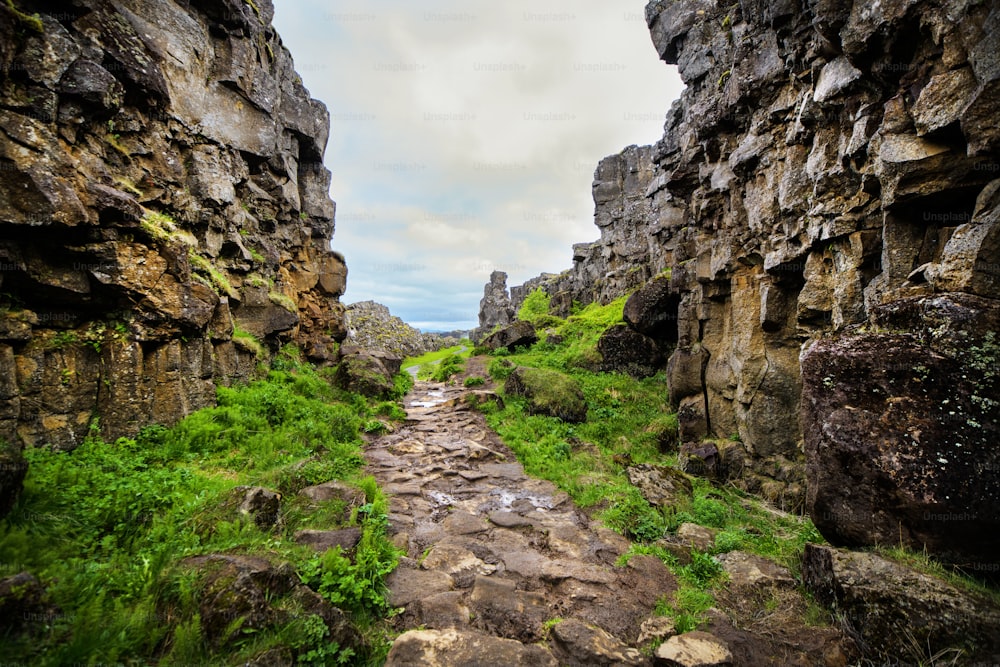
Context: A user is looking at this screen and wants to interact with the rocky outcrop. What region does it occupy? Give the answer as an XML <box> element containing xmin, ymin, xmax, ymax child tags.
<box><xmin>333</xmin><ymin>346</ymin><xmax>402</xmax><ymax>399</ymax></box>
<box><xmin>802</xmin><ymin>544</ymin><xmax>1000</xmax><ymax>663</ymax></box>
<box><xmin>508</xmin><ymin>145</ymin><xmax>667</xmax><ymax>316</ymax></box>
<box><xmin>0</xmin><ymin>0</ymin><xmax>346</xmax><ymax>463</ymax></box>
<box><xmin>345</xmin><ymin>301</ymin><xmax>455</xmax><ymax>359</ymax></box>
<box><xmin>472</xmin><ymin>271</ymin><xmax>516</xmax><ymax>342</ymax></box>
<box><xmin>480</xmin><ymin>321</ymin><xmax>538</xmax><ymax>353</ymax></box>
<box><xmin>801</xmin><ymin>293</ymin><xmax>1000</xmax><ymax>569</ymax></box>
<box><xmin>488</xmin><ymin>0</ymin><xmax>1000</xmax><ymax>523</ymax></box>
<box><xmin>598</xmin><ymin>324</ymin><xmax>665</xmax><ymax>378</ymax></box>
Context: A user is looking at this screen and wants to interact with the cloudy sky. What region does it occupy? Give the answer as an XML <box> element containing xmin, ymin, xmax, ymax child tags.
<box><xmin>271</xmin><ymin>1</ymin><xmax>682</xmax><ymax>331</ymax></box>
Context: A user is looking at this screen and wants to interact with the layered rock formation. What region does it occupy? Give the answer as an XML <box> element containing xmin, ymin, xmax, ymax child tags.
<box><xmin>345</xmin><ymin>300</ymin><xmax>456</xmax><ymax>358</ymax></box>
<box><xmin>489</xmin><ymin>0</ymin><xmax>1000</xmax><ymax>563</ymax></box>
<box><xmin>508</xmin><ymin>145</ymin><xmax>667</xmax><ymax>317</ymax></box>
<box><xmin>0</xmin><ymin>0</ymin><xmax>346</xmax><ymax>456</ymax></box>
<box><xmin>472</xmin><ymin>270</ymin><xmax>515</xmax><ymax>341</ymax></box>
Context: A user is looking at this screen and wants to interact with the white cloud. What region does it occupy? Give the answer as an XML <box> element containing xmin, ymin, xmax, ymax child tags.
<box><xmin>272</xmin><ymin>1</ymin><xmax>682</xmax><ymax>330</ymax></box>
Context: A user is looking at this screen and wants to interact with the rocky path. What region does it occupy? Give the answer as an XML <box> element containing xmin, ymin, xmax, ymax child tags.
<box><xmin>366</xmin><ymin>380</ymin><xmax>681</xmax><ymax>666</ymax></box>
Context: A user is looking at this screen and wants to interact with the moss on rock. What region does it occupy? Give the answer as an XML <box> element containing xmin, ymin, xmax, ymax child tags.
<box><xmin>503</xmin><ymin>366</ymin><xmax>587</xmax><ymax>423</ymax></box>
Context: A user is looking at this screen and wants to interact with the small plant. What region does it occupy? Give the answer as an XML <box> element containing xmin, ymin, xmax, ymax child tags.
<box><xmin>488</xmin><ymin>358</ymin><xmax>515</xmax><ymax>381</ymax></box>
<box><xmin>141</xmin><ymin>211</ymin><xmax>197</xmax><ymax>246</ymax></box>
<box><xmin>463</xmin><ymin>376</ymin><xmax>486</xmax><ymax>387</ymax></box>
<box><xmin>189</xmin><ymin>252</ymin><xmax>236</xmax><ymax>297</ymax></box>
<box><xmin>4</xmin><ymin>0</ymin><xmax>43</xmax><ymax>33</ymax></box>
<box><xmin>51</xmin><ymin>329</ymin><xmax>78</xmax><ymax>350</ymax></box>
<box><xmin>232</xmin><ymin>325</ymin><xmax>265</xmax><ymax>360</ymax></box>
<box><xmin>248</xmin><ymin>247</ymin><xmax>265</xmax><ymax>263</ymax></box>
<box><xmin>114</xmin><ymin>177</ymin><xmax>143</xmax><ymax>198</ymax></box>
<box><xmin>431</xmin><ymin>354</ymin><xmax>464</xmax><ymax>382</ymax></box>
<box><xmin>269</xmin><ymin>291</ymin><xmax>298</xmax><ymax>313</ymax></box>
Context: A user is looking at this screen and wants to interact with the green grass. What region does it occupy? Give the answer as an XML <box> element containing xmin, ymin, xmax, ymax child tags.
<box><xmin>189</xmin><ymin>252</ymin><xmax>236</xmax><ymax>298</ymax></box>
<box><xmin>517</xmin><ymin>287</ymin><xmax>551</xmax><ymax>324</ymax></box>
<box><xmin>476</xmin><ymin>296</ymin><xmax>830</xmax><ymax>633</ymax></box>
<box><xmin>232</xmin><ymin>325</ymin><xmax>265</xmax><ymax>360</ymax></box>
<box><xmin>0</xmin><ymin>346</ymin><xmax>403</xmax><ymax>665</ymax></box>
<box><xmin>402</xmin><ymin>340</ymin><xmax>473</xmax><ymax>371</ymax></box>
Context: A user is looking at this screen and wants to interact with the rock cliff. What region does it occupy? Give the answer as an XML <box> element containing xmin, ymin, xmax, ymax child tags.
<box><xmin>491</xmin><ymin>0</ymin><xmax>1000</xmax><ymax>564</ymax></box>
<box><xmin>0</xmin><ymin>0</ymin><xmax>347</xmax><ymax>456</ymax></box>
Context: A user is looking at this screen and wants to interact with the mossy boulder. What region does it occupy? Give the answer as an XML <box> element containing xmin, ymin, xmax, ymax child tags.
<box><xmin>334</xmin><ymin>348</ymin><xmax>396</xmax><ymax>398</ymax></box>
<box><xmin>504</xmin><ymin>367</ymin><xmax>587</xmax><ymax>423</ymax></box>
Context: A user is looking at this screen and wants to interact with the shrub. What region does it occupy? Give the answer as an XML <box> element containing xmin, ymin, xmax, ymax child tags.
<box><xmin>517</xmin><ymin>288</ymin><xmax>551</xmax><ymax>324</ymax></box>
<box><xmin>463</xmin><ymin>376</ymin><xmax>486</xmax><ymax>387</ymax></box>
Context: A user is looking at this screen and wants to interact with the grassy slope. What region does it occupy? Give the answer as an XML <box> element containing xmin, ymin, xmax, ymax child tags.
<box><xmin>479</xmin><ymin>297</ymin><xmax>826</xmax><ymax>632</ymax></box>
<box><xmin>0</xmin><ymin>346</ymin><xmax>405</xmax><ymax>666</ymax></box>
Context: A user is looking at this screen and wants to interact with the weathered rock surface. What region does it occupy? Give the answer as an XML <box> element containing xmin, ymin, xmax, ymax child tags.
<box><xmin>185</xmin><ymin>553</ymin><xmax>362</xmax><ymax>653</ymax></box>
<box><xmin>654</xmin><ymin>631</ymin><xmax>733</xmax><ymax>667</ymax></box>
<box><xmin>472</xmin><ymin>271</ymin><xmax>516</xmax><ymax>342</ymax></box>
<box><xmin>504</xmin><ymin>366</ymin><xmax>587</xmax><ymax>423</ymax></box>
<box><xmin>479</xmin><ymin>0</ymin><xmax>1000</xmax><ymax>539</ymax></box>
<box><xmin>626</xmin><ymin>464</ymin><xmax>693</xmax><ymax>509</ymax></box>
<box><xmin>802</xmin><ymin>544</ymin><xmax>1000</xmax><ymax>663</ymax></box>
<box><xmin>0</xmin><ymin>1</ymin><xmax>347</xmax><ymax>465</ymax></box>
<box><xmin>598</xmin><ymin>324</ymin><xmax>665</xmax><ymax>378</ymax></box>
<box><xmin>385</xmin><ymin>628</ymin><xmax>557</xmax><ymax>667</ymax></box>
<box><xmin>333</xmin><ymin>347</ymin><xmax>401</xmax><ymax>398</ymax></box>
<box><xmin>481</xmin><ymin>320</ymin><xmax>538</xmax><ymax>353</ymax></box>
<box><xmin>345</xmin><ymin>301</ymin><xmax>457</xmax><ymax>358</ymax></box>
<box><xmin>801</xmin><ymin>293</ymin><xmax>1000</xmax><ymax>570</ymax></box>
<box><xmin>623</xmin><ymin>274</ymin><xmax>681</xmax><ymax>345</ymax></box>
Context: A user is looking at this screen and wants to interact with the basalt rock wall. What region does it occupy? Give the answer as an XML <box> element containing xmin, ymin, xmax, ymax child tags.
<box><xmin>0</xmin><ymin>0</ymin><xmax>347</xmax><ymax>456</ymax></box>
<box><xmin>495</xmin><ymin>0</ymin><xmax>1000</xmax><ymax>545</ymax></box>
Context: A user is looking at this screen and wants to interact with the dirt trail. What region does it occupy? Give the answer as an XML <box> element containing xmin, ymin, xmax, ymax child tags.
<box><xmin>366</xmin><ymin>380</ymin><xmax>677</xmax><ymax>665</ymax></box>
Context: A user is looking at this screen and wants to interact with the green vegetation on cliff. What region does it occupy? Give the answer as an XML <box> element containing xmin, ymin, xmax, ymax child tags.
<box><xmin>0</xmin><ymin>346</ymin><xmax>403</xmax><ymax>665</ymax></box>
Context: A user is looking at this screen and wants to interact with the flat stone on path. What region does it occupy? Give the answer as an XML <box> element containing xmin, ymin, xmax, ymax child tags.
<box><xmin>385</xmin><ymin>628</ymin><xmax>557</xmax><ymax>666</ymax></box>
<box><xmin>655</xmin><ymin>631</ymin><xmax>734</xmax><ymax>667</ymax></box>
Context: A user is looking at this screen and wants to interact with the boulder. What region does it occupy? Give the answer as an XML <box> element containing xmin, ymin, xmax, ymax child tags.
<box><xmin>654</xmin><ymin>631</ymin><xmax>733</xmax><ymax>667</ymax></box>
<box><xmin>549</xmin><ymin>618</ymin><xmax>644</xmax><ymax>666</ymax></box>
<box><xmin>598</xmin><ymin>325</ymin><xmax>665</xmax><ymax>378</ymax></box>
<box><xmin>802</xmin><ymin>544</ymin><xmax>1000</xmax><ymax>663</ymax></box>
<box><xmin>626</xmin><ymin>464</ymin><xmax>693</xmax><ymax>508</ymax></box>
<box><xmin>624</xmin><ymin>274</ymin><xmax>681</xmax><ymax>343</ymax></box>
<box><xmin>482</xmin><ymin>321</ymin><xmax>538</xmax><ymax>353</ymax></box>
<box><xmin>237</xmin><ymin>486</ymin><xmax>282</xmax><ymax>530</ymax></box>
<box><xmin>385</xmin><ymin>628</ymin><xmax>557</xmax><ymax>667</ymax></box>
<box><xmin>299</xmin><ymin>481</ymin><xmax>366</xmax><ymax>507</ymax></box>
<box><xmin>183</xmin><ymin>553</ymin><xmax>362</xmax><ymax>651</ymax></box>
<box><xmin>334</xmin><ymin>349</ymin><xmax>397</xmax><ymax>398</ymax></box>
<box><xmin>801</xmin><ymin>294</ymin><xmax>1000</xmax><ymax>570</ymax></box>
<box><xmin>293</xmin><ymin>528</ymin><xmax>362</xmax><ymax>554</ymax></box>
<box><xmin>504</xmin><ymin>367</ymin><xmax>587</xmax><ymax>423</ymax></box>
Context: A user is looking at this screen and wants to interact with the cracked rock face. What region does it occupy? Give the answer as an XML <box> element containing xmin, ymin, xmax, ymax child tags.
<box><xmin>483</xmin><ymin>0</ymin><xmax>1000</xmax><ymax>545</ymax></box>
<box><xmin>0</xmin><ymin>1</ymin><xmax>346</xmax><ymax>464</ymax></box>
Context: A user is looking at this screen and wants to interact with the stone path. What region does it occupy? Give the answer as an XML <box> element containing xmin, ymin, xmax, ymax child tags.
<box><xmin>366</xmin><ymin>380</ymin><xmax>679</xmax><ymax>666</ymax></box>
